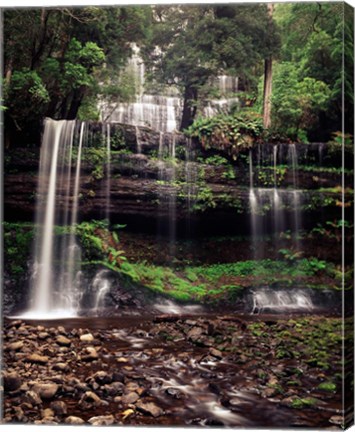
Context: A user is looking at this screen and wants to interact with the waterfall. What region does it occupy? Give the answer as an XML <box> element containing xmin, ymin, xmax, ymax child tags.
<box><xmin>156</xmin><ymin>132</ymin><xmax>177</xmax><ymax>258</ymax></box>
<box><xmin>248</xmin><ymin>143</ymin><xmax>304</xmax><ymax>260</ymax></box>
<box><xmin>24</xmin><ymin>119</ymin><xmax>85</xmax><ymax>318</ymax></box>
<box><xmin>249</xmin><ymin>150</ymin><xmax>260</xmax><ymax>259</ymax></box>
<box><xmin>273</xmin><ymin>145</ymin><xmax>284</xmax><ymax>248</ymax></box>
<box><xmin>251</xmin><ymin>288</ymin><xmax>314</xmax><ymax>314</ymax></box>
<box><xmin>185</xmin><ymin>138</ymin><xmax>198</xmax><ymax>220</ymax></box>
<box><xmin>288</xmin><ymin>144</ymin><xmax>301</xmax><ymax>251</ymax></box>
<box><xmin>103</xmin><ymin>95</ymin><xmax>181</xmax><ymax>133</ymax></box>
<box><xmin>92</xmin><ymin>269</ymin><xmax>111</xmax><ymax>314</ymax></box>
<box><xmin>168</xmin><ymin>134</ymin><xmax>177</xmax><ymax>258</ymax></box>
<box><xmin>105</xmin><ymin>123</ymin><xmax>111</xmax><ymax>222</ymax></box>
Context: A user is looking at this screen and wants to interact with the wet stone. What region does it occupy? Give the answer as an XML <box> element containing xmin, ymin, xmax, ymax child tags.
<box><xmin>25</xmin><ymin>390</ymin><xmax>42</xmax><ymax>406</ymax></box>
<box><xmin>52</xmin><ymin>363</ymin><xmax>69</xmax><ymax>372</ymax></box>
<box><xmin>88</xmin><ymin>415</ymin><xmax>115</xmax><ymax>426</ymax></box>
<box><xmin>3</xmin><ymin>372</ymin><xmax>22</xmax><ymax>392</ymax></box>
<box><xmin>50</xmin><ymin>400</ymin><xmax>67</xmax><ymax>416</ymax></box>
<box><xmin>80</xmin><ymin>333</ymin><xmax>94</xmax><ymax>343</ymax></box>
<box><xmin>209</xmin><ymin>348</ymin><xmax>223</xmax><ymax>359</ymax></box>
<box><xmin>165</xmin><ymin>387</ymin><xmax>183</xmax><ymax>399</ymax></box>
<box><xmin>136</xmin><ymin>400</ymin><xmax>163</xmax><ymax>418</ymax></box>
<box><xmin>7</xmin><ymin>341</ymin><xmax>24</xmax><ymax>351</ymax></box>
<box><xmin>56</xmin><ymin>335</ymin><xmax>71</xmax><ymax>346</ymax></box>
<box><xmin>122</xmin><ymin>391</ymin><xmax>140</xmax><ymax>405</ymax></box>
<box><xmin>79</xmin><ymin>391</ymin><xmax>102</xmax><ymax>407</ymax></box>
<box><xmin>32</xmin><ymin>382</ymin><xmax>59</xmax><ymax>399</ymax></box>
<box><xmin>26</xmin><ymin>354</ymin><xmax>49</xmax><ymax>364</ymax></box>
<box><xmin>65</xmin><ymin>416</ymin><xmax>85</xmax><ymax>425</ymax></box>
<box><xmin>82</xmin><ymin>346</ymin><xmax>99</xmax><ymax>361</ymax></box>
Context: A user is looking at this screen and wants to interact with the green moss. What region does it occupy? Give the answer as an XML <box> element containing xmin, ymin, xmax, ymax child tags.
<box><xmin>291</xmin><ymin>397</ymin><xmax>318</xmax><ymax>409</ymax></box>
<box><xmin>318</xmin><ymin>382</ymin><xmax>336</xmax><ymax>392</ymax></box>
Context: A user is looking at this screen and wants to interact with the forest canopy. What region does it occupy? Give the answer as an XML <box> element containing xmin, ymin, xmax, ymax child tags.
<box><xmin>2</xmin><ymin>2</ymin><xmax>353</xmax><ymax>146</ymax></box>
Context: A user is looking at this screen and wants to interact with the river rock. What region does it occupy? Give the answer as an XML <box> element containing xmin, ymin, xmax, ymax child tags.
<box><xmin>25</xmin><ymin>390</ymin><xmax>42</xmax><ymax>406</ymax></box>
<box><xmin>82</xmin><ymin>346</ymin><xmax>99</xmax><ymax>361</ymax></box>
<box><xmin>93</xmin><ymin>370</ymin><xmax>113</xmax><ymax>385</ymax></box>
<box><xmin>187</xmin><ymin>326</ymin><xmax>204</xmax><ymax>342</ymax></box>
<box><xmin>104</xmin><ymin>381</ymin><xmax>125</xmax><ymax>396</ymax></box>
<box><xmin>80</xmin><ymin>391</ymin><xmax>102</xmax><ymax>407</ymax></box>
<box><xmin>42</xmin><ymin>408</ymin><xmax>55</xmax><ymax>418</ymax></box>
<box><xmin>65</xmin><ymin>416</ymin><xmax>85</xmax><ymax>425</ymax></box>
<box><xmin>32</xmin><ymin>382</ymin><xmax>58</xmax><ymax>399</ymax></box>
<box><xmin>122</xmin><ymin>391</ymin><xmax>140</xmax><ymax>405</ymax></box>
<box><xmin>7</xmin><ymin>341</ymin><xmax>24</xmax><ymax>351</ymax></box>
<box><xmin>50</xmin><ymin>400</ymin><xmax>67</xmax><ymax>416</ymax></box>
<box><xmin>3</xmin><ymin>372</ymin><xmax>22</xmax><ymax>392</ymax></box>
<box><xmin>80</xmin><ymin>333</ymin><xmax>94</xmax><ymax>342</ymax></box>
<box><xmin>26</xmin><ymin>354</ymin><xmax>49</xmax><ymax>364</ymax></box>
<box><xmin>56</xmin><ymin>335</ymin><xmax>71</xmax><ymax>346</ymax></box>
<box><xmin>136</xmin><ymin>400</ymin><xmax>163</xmax><ymax>417</ymax></box>
<box><xmin>329</xmin><ymin>415</ymin><xmax>344</xmax><ymax>426</ymax></box>
<box><xmin>209</xmin><ymin>348</ymin><xmax>223</xmax><ymax>359</ymax></box>
<box><xmin>52</xmin><ymin>362</ymin><xmax>69</xmax><ymax>372</ymax></box>
<box><xmin>88</xmin><ymin>415</ymin><xmax>115</xmax><ymax>426</ymax></box>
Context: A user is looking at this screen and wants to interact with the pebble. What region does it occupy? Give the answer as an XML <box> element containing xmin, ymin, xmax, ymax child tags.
<box><xmin>26</xmin><ymin>354</ymin><xmax>49</xmax><ymax>364</ymax></box>
<box><xmin>88</xmin><ymin>415</ymin><xmax>115</xmax><ymax>426</ymax></box>
<box><xmin>3</xmin><ymin>372</ymin><xmax>22</xmax><ymax>392</ymax></box>
<box><xmin>121</xmin><ymin>408</ymin><xmax>135</xmax><ymax>420</ymax></box>
<box><xmin>56</xmin><ymin>335</ymin><xmax>71</xmax><ymax>346</ymax></box>
<box><xmin>25</xmin><ymin>390</ymin><xmax>42</xmax><ymax>406</ymax></box>
<box><xmin>32</xmin><ymin>382</ymin><xmax>58</xmax><ymax>399</ymax></box>
<box><xmin>122</xmin><ymin>392</ymin><xmax>139</xmax><ymax>405</ymax></box>
<box><xmin>329</xmin><ymin>415</ymin><xmax>344</xmax><ymax>426</ymax></box>
<box><xmin>50</xmin><ymin>401</ymin><xmax>67</xmax><ymax>416</ymax></box>
<box><xmin>80</xmin><ymin>333</ymin><xmax>94</xmax><ymax>342</ymax></box>
<box><xmin>82</xmin><ymin>346</ymin><xmax>99</xmax><ymax>361</ymax></box>
<box><xmin>7</xmin><ymin>341</ymin><xmax>24</xmax><ymax>351</ymax></box>
<box><xmin>80</xmin><ymin>391</ymin><xmax>102</xmax><ymax>406</ymax></box>
<box><xmin>136</xmin><ymin>400</ymin><xmax>163</xmax><ymax>418</ymax></box>
<box><xmin>209</xmin><ymin>348</ymin><xmax>223</xmax><ymax>359</ymax></box>
<box><xmin>52</xmin><ymin>363</ymin><xmax>69</xmax><ymax>372</ymax></box>
<box><xmin>65</xmin><ymin>416</ymin><xmax>85</xmax><ymax>425</ymax></box>
<box><xmin>42</xmin><ymin>408</ymin><xmax>55</xmax><ymax>418</ymax></box>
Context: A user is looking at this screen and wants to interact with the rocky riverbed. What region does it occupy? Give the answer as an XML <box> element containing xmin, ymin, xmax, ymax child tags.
<box><xmin>2</xmin><ymin>314</ymin><xmax>346</xmax><ymax>428</ymax></box>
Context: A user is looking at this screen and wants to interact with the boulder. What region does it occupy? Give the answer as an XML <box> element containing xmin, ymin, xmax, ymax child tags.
<box><xmin>3</xmin><ymin>372</ymin><xmax>22</xmax><ymax>392</ymax></box>
<box><xmin>32</xmin><ymin>382</ymin><xmax>58</xmax><ymax>399</ymax></box>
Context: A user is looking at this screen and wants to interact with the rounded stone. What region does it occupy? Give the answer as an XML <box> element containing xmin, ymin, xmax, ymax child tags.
<box><xmin>3</xmin><ymin>372</ymin><xmax>22</xmax><ymax>392</ymax></box>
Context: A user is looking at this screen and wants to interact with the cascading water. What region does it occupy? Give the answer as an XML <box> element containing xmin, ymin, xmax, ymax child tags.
<box><xmin>92</xmin><ymin>269</ymin><xmax>112</xmax><ymax>315</ymax></box>
<box><xmin>156</xmin><ymin>132</ymin><xmax>178</xmax><ymax>258</ymax></box>
<box><xmin>249</xmin><ymin>150</ymin><xmax>260</xmax><ymax>260</ymax></box>
<box><xmin>105</xmin><ymin>123</ymin><xmax>111</xmax><ymax>222</ymax></box>
<box><xmin>251</xmin><ymin>288</ymin><xmax>314</xmax><ymax>314</ymax></box>
<box><xmin>288</xmin><ymin>144</ymin><xmax>302</xmax><ymax>250</ymax></box>
<box><xmin>249</xmin><ymin>143</ymin><xmax>303</xmax><ymax>259</ymax></box>
<box><xmin>24</xmin><ymin>119</ymin><xmax>85</xmax><ymax>318</ymax></box>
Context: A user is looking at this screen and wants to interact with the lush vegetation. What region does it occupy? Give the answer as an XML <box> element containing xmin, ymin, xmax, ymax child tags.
<box><xmin>4</xmin><ymin>3</ymin><xmax>352</xmax><ymax>144</ymax></box>
<box><xmin>186</xmin><ymin>114</ymin><xmax>264</xmax><ymax>159</ymax></box>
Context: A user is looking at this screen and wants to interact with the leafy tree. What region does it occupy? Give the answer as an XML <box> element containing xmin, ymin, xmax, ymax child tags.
<box><xmin>272</xmin><ymin>2</ymin><xmax>352</xmax><ymax>140</ymax></box>
<box><xmin>3</xmin><ymin>6</ymin><xmax>152</xmax><ymax>145</ymax></box>
<box><xmin>270</xmin><ymin>62</ymin><xmax>331</xmax><ymax>140</ymax></box>
<box><xmin>143</xmin><ymin>4</ymin><xmax>280</xmax><ymax>130</ymax></box>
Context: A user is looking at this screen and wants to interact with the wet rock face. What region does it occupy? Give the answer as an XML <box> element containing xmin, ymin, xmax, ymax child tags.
<box><xmin>2</xmin><ymin>315</ymin><xmax>343</xmax><ymax>428</ymax></box>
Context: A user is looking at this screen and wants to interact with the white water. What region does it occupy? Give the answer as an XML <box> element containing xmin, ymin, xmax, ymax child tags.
<box><xmin>22</xmin><ymin>119</ymin><xmax>86</xmax><ymax>318</ymax></box>
<box><xmin>251</xmin><ymin>288</ymin><xmax>314</xmax><ymax>314</ymax></box>
<box><xmin>92</xmin><ymin>269</ymin><xmax>111</xmax><ymax>314</ymax></box>
<box><xmin>105</xmin><ymin>123</ymin><xmax>111</xmax><ymax>221</ymax></box>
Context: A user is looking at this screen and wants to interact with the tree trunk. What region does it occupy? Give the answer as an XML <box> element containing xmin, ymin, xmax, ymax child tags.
<box><xmin>67</xmin><ymin>88</ymin><xmax>85</xmax><ymax>120</ymax></box>
<box><xmin>263</xmin><ymin>57</ymin><xmax>273</xmax><ymax>129</ymax></box>
<box><xmin>180</xmin><ymin>85</ymin><xmax>198</xmax><ymax>130</ymax></box>
<box><xmin>262</xmin><ymin>3</ymin><xmax>274</xmax><ymax>129</ymax></box>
